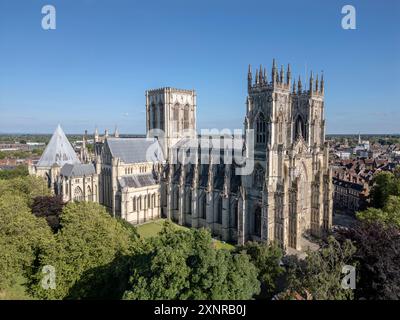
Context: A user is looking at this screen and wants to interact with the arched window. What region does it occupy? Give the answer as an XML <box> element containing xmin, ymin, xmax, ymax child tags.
<box><xmin>87</xmin><ymin>186</ymin><xmax>92</xmax><ymax>201</ymax></box>
<box><xmin>295</xmin><ymin>115</ymin><xmax>306</xmax><ymax>141</ymax></box>
<box><xmin>152</xmin><ymin>103</ymin><xmax>158</xmax><ymax>129</ymax></box>
<box><xmin>174</xmin><ymin>187</ymin><xmax>179</xmax><ymax>210</ymax></box>
<box><xmin>183</xmin><ymin>107</ymin><xmax>189</xmax><ymax>130</ymax></box>
<box><xmin>137</xmin><ymin>196</ymin><xmax>142</xmax><ymax>211</ymax></box>
<box><xmin>159</xmin><ymin>103</ymin><xmax>164</xmax><ymax>131</ymax></box>
<box><xmin>187</xmin><ymin>191</ymin><xmax>192</xmax><ymax>215</ymax></box>
<box><xmin>254</xmin><ymin>206</ymin><xmax>262</xmax><ymax>237</ymax></box>
<box><xmin>200</xmin><ymin>193</ymin><xmax>207</xmax><ymax>219</ymax></box>
<box><xmin>132</xmin><ymin>196</ymin><xmax>136</xmax><ymax>212</ymax></box>
<box><xmin>217</xmin><ymin>196</ymin><xmax>223</xmax><ymax>224</ymax></box>
<box><xmin>73</xmin><ymin>186</ymin><xmax>83</xmax><ymax>202</ymax></box>
<box><xmin>233</xmin><ymin>201</ymin><xmax>238</xmax><ymax>228</ymax></box>
<box><xmin>253</xmin><ymin>165</ymin><xmax>264</xmax><ymax>189</ymax></box>
<box><xmin>256</xmin><ymin>112</ymin><xmax>266</xmax><ymax>144</ymax></box>
<box><xmin>173</xmin><ymin>104</ymin><xmax>180</xmax><ymax>132</ymax></box>
<box><xmin>278</xmin><ymin>114</ymin><xmax>283</xmax><ymax>144</ymax></box>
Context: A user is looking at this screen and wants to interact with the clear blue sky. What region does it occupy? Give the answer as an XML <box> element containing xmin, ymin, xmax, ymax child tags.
<box><xmin>0</xmin><ymin>0</ymin><xmax>399</xmax><ymax>134</ymax></box>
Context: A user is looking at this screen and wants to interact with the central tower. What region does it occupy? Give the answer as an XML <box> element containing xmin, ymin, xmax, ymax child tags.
<box><xmin>146</xmin><ymin>87</ymin><xmax>196</xmax><ymax>158</ymax></box>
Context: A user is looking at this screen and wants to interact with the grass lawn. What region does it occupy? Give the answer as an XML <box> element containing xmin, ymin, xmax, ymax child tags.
<box><xmin>0</xmin><ymin>275</ymin><xmax>32</xmax><ymax>300</ymax></box>
<box><xmin>136</xmin><ymin>219</ymin><xmax>235</xmax><ymax>250</ymax></box>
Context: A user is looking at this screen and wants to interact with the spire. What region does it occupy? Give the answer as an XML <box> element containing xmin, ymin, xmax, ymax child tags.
<box><xmin>309</xmin><ymin>71</ymin><xmax>314</xmax><ymax>94</ymax></box>
<box><xmin>94</xmin><ymin>127</ymin><xmax>99</xmax><ymax>143</ymax></box>
<box><xmin>320</xmin><ymin>72</ymin><xmax>324</xmax><ymax>94</ymax></box>
<box><xmin>292</xmin><ymin>80</ymin><xmax>296</xmax><ymax>93</ymax></box>
<box><xmin>114</xmin><ymin>126</ymin><xmax>119</xmax><ymax>138</ymax></box>
<box><xmin>315</xmin><ymin>74</ymin><xmax>319</xmax><ymax>92</ymax></box>
<box><xmin>272</xmin><ymin>58</ymin><xmax>277</xmax><ymax>83</ymax></box>
<box><xmin>298</xmin><ymin>76</ymin><xmax>302</xmax><ymax>93</ymax></box>
<box><xmin>286</xmin><ymin>63</ymin><xmax>292</xmax><ymax>85</ymax></box>
<box><xmin>280</xmin><ymin>65</ymin><xmax>284</xmax><ymax>83</ymax></box>
<box><xmin>83</xmin><ymin>130</ymin><xmax>87</xmax><ymax>147</ymax></box>
<box><xmin>255</xmin><ymin>68</ymin><xmax>259</xmax><ymax>86</ymax></box>
<box><xmin>259</xmin><ymin>64</ymin><xmax>263</xmax><ymax>85</ymax></box>
<box><xmin>263</xmin><ymin>68</ymin><xmax>267</xmax><ymax>83</ymax></box>
<box><xmin>247</xmin><ymin>64</ymin><xmax>252</xmax><ymax>90</ymax></box>
<box><xmin>358</xmin><ymin>133</ymin><xmax>361</xmax><ymax>144</ymax></box>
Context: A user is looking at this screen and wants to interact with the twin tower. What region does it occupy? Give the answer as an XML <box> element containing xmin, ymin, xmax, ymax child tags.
<box><xmin>145</xmin><ymin>59</ymin><xmax>332</xmax><ymax>251</ymax></box>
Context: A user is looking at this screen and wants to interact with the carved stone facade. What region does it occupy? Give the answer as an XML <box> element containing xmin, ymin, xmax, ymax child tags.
<box><xmin>156</xmin><ymin>61</ymin><xmax>333</xmax><ymax>251</ymax></box>
<box><xmin>32</xmin><ymin>63</ymin><xmax>332</xmax><ymax>252</ymax></box>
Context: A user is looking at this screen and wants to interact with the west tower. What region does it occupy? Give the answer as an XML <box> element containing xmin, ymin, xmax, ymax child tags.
<box><xmin>243</xmin><ymin>59</ymin><xmax>332</xmax><ymax>250</ymax></box>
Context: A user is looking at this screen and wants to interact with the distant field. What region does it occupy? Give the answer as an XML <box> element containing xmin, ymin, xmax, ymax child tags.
<box><xmin>136</xmin><ymin>219</ymin><xmax>235</xmax><ymax>250</ymax></box>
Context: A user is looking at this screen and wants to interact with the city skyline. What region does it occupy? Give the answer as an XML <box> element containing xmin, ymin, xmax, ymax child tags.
<box><xmin>0</xmin><ymin>0</ymin><xmax>399</xmax><ymax>134</ymax></box>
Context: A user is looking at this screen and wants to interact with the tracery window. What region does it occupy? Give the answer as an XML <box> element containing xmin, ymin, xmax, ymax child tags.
<box><xmin>256</xmin><ymin>112</ymin><xmax>267</xmax><ymax>144</ymax></box>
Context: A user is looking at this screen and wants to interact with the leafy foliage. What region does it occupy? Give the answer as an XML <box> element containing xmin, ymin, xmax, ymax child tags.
<box><xmin>31</xmin><ymin>195</ymin><xmax>65</xmax><ymax>232</ymax></box>
<box><xmin>123</xmin><ymin>222</ymin><xmax>260</xmax><ymax>300</ymax></box>
<box><xmin>285</xmin><ymin>236</ymin><xmax>356</xmax><ymax>300</ymax></box>
<box><xmin>369</xmin><ymin>170</ymin><xmax>400</xmax><ymax>209</ymax></box>
<box><xmin>0</xmin><ymin>175</ymin><xmax>50</xmax><ymax>206</ymax></box>
<box><xmin>337</xmin><ymin>221</ymin><xmax>400</xmax><ymax>300</ymax></box>
<box><xmin>0</xmin><ymin>165</ymin><xmax>29</xmax><ymax>180</ymax></box>
<box><xmin>29</xmin><ymin>201</ymin><xmax>138</xmax><ymax>300</ymax></box>
<box><xmin>0</xmin><ymin>193</ymin><xmax>54</xmax><ymax>291</ymax></box>
<box><xmin>357</xmin><ymin>195</ymin><xmax>400</xmax><ymax>228</ymax></box>
<box><xmin>236</xmin><ymin>241</ymin><xmax>284</xmax><ymax>298</ymax></box>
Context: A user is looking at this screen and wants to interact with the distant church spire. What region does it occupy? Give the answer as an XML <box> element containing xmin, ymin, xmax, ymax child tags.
<box><xmin>114</xmin><ymin>126</ymin><xmax>119</xmax><ymax>138</ymax></box>
<box><xmin>94</xmin><ymin>127</ymin><xmax>99</xmax><ymax>143</ymax></box>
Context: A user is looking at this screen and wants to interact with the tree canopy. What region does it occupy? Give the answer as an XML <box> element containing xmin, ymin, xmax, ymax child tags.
<box><xmin>123</xmin><ymin>222</ymin><xmax>260</xmax><ymax>300</ymax></box>
<box><xmin>357</xmin><ymin>195</ymin><xmax>400</xmax><ymax>228</ymax></box>
<box><xmin>29</xmin><ymin>201</ymin><xmax>139</xmax><ymax>299</ymax></box>
<box><xmin>0</xmin><ymin>193</ymin><xmax>54</xmax><ymax>292</ymax></box>
<box><xmin>284</xmin><ymin>236</ymin><xmax>356</xmax><ymax>300</ymax></box>
<box><xmin>369</xmin><ymin>170</ymin><xmax>400</xmax><ymax>209</ymax></box>
<box><xmin>236</xmin><ymin>241</ymin><xmax>284</xmax><ymax>298</ymax></box>
<box><xmin>337</xmin><ymin>221</ymin><xmax>400</xmax><ymax>300</ymax></box>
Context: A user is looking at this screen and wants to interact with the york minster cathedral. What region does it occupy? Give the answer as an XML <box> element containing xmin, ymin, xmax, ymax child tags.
<box><xmin>31</xmin><ymin>60</ymin><xmax>332</xmax><ymax>251</ymax></box>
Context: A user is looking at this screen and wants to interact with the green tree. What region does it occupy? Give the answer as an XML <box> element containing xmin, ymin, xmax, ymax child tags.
<box><xmin>285</xmin><ymin>236</ymin><xmax>356</xmax><ymax>300</ymax></box>
<box><xmin>0</xmin><ymin>165</ymin><xmax>29</xmax><ymax>180</ymax></box>
<box><xmin>0</xmin><ymin>193</ymin><xmax>54</xmax><ymax>292</ymax></box>
<box><xmin>30</xmin><ymin>201</ymin><xmax>138</xmax><ymax>299</ymax></box>
<box><xmin>0</xmin><ymin>175</ymin><xmax>50</xmax><ymax>205</ymax></box>
<box><xmin>357</xmin><ymin>195</ymin><xmax>400</xmax><ymax>228</ymax></box>
<box><xmin>370</xmin><ymin>171</ymin><xmax>400</xmax><ymax>208</ymax></box>
<box><xmin>337</xmin><ymin>221</ymin><xmax>400</xmax><ymax>300</ymax></box>
<box><xmin>123</xmin><ymin>223</ymin><xmax>260</xmax><ymax>300</ymax></box>
<box><xmin>236</xmin><ymin>241</ymin><xmax>284</xmax><ymax>298</ymax></box>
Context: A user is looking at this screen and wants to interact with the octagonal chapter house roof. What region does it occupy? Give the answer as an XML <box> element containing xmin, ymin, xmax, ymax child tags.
<box><xmin>36</xmin><ymin>125</ymin><xmax>81</xmax><ymax>168</ymax></box>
